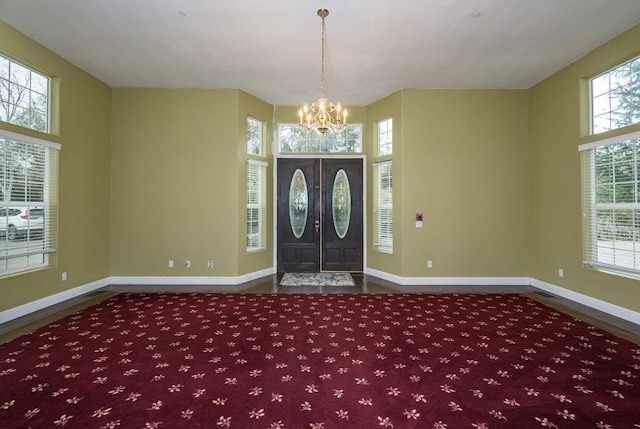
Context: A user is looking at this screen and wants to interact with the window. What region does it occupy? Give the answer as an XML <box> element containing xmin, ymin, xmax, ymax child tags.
<box><xmin>247</xmin><ymin>117</ymin><xmax>263</xmax><ymax>156</ymax></box>
<box><xmin>278</xmin><ymin>124</ymin><xmax>362</xmax><ymax>153</ymax></box>
<box><xmin>378</xmin><ymin>118</ymin><xmax>392</xmax><ymax>156</ymax></box>
<box><xmin>580</xmin><ymin>131</ymin><xmax>640</xmax><ymax>276</ymax></box>
<box><xmin>0</xmin><ymin>54</ymin><xmax>50</xmax><ymax>133</ymax></box>
<box><xmin>247</xmin><ymin>160</ymin><xmax>267</xmax><ymax>251</ymax></box>
<box><xmin>373</xmin><ymin>161</ymin><xmax>393</xmax><ymax>253</ymax></box>
<box><xmin>0</xmin><ymin>129</ymin><xmax>59</xmax><ymax>275</ymax></box>
<box><xmin>590</xmin><ymin>56</ymin><xmax>640</xmax><ymax>134</ymax></box>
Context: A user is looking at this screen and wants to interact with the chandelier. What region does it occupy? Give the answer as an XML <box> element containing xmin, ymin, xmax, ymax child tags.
<box><xmin>298</xmin><ymin>8</ymin><xmax>347</xmax><ymax>135</ymax></box>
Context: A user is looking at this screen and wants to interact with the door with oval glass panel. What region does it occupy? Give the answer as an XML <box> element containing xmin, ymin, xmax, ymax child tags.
<box><xmin>277</xmin><ymin>158</ymin><xmax>363</xmax><ymax>273</ymax></box>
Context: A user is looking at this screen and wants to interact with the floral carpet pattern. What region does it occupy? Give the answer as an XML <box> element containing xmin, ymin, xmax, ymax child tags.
<box><xmin>279</xmin><ymin>272</ymin><xmax>355</xmax><ymax>286</ymax></box>
<box><xmin>1</xmin><ymin>293</ymin><xmax>639</xmax><ymax>428</ymax></box>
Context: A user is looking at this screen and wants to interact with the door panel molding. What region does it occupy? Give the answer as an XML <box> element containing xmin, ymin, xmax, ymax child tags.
<box><xmin>277</xmin><ymin>159</ymin><xmax>319</xmax><ymax>272</ymax></box>
<box><xmin>322</xmin><ymin>159</ymin><xmax>363</xmax><ymax>272</ymax></box>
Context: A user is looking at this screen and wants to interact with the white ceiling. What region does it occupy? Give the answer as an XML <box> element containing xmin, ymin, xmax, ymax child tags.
<box><xmin>1</xmin><ymin>0</ymin><xmax>640</xmax><ymax>106</ymax></box>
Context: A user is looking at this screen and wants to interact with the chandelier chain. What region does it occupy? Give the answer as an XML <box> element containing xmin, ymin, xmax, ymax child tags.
<box><xmin>321</xmin><ymin>11</ymin><xmax>326</xmax><ymax>99</ymax></box>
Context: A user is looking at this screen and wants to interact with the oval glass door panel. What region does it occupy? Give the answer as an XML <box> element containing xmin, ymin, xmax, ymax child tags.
<box><xmin>332</xmin><ymin>169</ymin><xmax>351</xmax><ymax>239</ymax></box>
<box><xmin>289</xmin><ymin>169</ymin><xmax>308</xmax><ymax>239</ymax></box>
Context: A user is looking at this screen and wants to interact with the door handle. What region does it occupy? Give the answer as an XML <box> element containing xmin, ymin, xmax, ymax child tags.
<box><xmin>314</xmin><ymin>220</ymin><xmax>320</xmax><ymax>232</ymax></box>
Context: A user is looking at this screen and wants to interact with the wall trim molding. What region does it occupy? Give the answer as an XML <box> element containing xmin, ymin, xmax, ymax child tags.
<box><xmin>2</xmin><ymin>271</ymin><xmax>638</xmax><ymax>329</ymax></box>
<box><xmin>364</xmin><ymin>268</ymin><xmax>531</xmax><ymax>286</ymax></box>
<box><xmin>0</xmin><ymin>268</ymin><xmax>275</xmax><ymax>325</ymax></box>
<box><xmin>530</xmin><ymin>277</ymin><xmax>640</xmax><ymax>326</ymax></box>
<box><xmin>0</xmin><ymin>277</ymin><xmax>110</xmax><ymax>324</ymax></box>
<box><xmin>109</xmin><ymin>268</ymin><xmax>275</xmax><ymax>286</ymax></box>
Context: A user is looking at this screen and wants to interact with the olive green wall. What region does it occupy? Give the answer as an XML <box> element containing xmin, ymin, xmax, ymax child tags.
<box><xmin>529</xmin><ymin>23</ymin><xmax>640</xmax><ymax>312</ymax></box>
<box><xmin>2</xmin><ymin>17</ymin><xmax>640</xmax><ymax>318</ymax></box>
<box><xmin>401</xmin><ymin>89</ymin><xmax>530</xmax><ymax>277</ymax></box>
<box><xmin>366</xmin><ymin>89</ymin><xmax>530</xmax><ymax>278</ymax></box>
<box><xmin>0</xmin><ymin>21</ymin><xmax>111</xmax><ymax>311</ymax></box>
<box><xmin>111</xmin><ymin>88</ymin><xmax>251</xmax><ymax>277</ymax></box>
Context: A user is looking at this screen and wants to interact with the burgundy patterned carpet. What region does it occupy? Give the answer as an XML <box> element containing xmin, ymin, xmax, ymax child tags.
<box><xmin>1</xmin><ymin>293</ymin><xmax>639</xmax><ymax>428</ymax></box>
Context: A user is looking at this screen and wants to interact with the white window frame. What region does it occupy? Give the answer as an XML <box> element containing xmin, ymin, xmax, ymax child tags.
<box><xmin>277</xmin><ymin>123</ymin><xmax>363</xmax><ymax>153</ymax></box>
<box><xmin>0</xmin><ymin>128</ymin><xmax>59</xmax><ymax>276</ymax></box>
<box><xmin>247</xmin><ymin>159</ymin><xmax>267</xmax><ymax>252</ymax></box>
<box><xmin>579</xmin><ymin>130</ymin><xmax>640</xmax><ymax>277</ymax></box>
<box><xmin>378</xmin><ymin>118</ymin><xmax>392</xmax><ymax>156</ymax></box>
<box><xmin>373</xmin><ymin>160</ymin><xmax>393</xmax><ymax>253</ymax></box>
<box><xmin>247</xmin><ymin>117</ymin><xmax>263</xmax><ymax>156</ymax></box>
<box><xmin>590</xmin><ymin>55</ymin><xmax>640</xmax><ymax>135</ymax></box>
<box><xmin>0</xmin><ymin>54</ymin><xmax>50</xmax><ymax>133</ymax></box>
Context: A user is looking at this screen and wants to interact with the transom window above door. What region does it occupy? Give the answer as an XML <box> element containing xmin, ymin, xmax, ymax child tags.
<box><xmin>278</xmin><ymin>124</ymin><xmax>362</xmax><ymax>153</ymax></box>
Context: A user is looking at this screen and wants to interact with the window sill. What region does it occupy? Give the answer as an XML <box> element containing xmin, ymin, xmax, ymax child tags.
<box><xmin>584</xmin><ymin>262</ymin><xmax>640</xmax><ymax>281</ymax></box>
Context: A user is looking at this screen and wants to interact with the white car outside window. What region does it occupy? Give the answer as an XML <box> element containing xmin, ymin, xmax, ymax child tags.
<box><xmin>0</xmin><ymin>207</ymin><xmax>44</xmax><ymax>240</ymax></box>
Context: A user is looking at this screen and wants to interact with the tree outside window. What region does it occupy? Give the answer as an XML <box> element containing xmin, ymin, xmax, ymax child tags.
<box><xmin>591</xmin><ymin>56</ymin><xmax>640</xmax><ymax>134</ymax></box>
<box><xmin>0</xmin><ymin>54</ymin><xmax>49</xmax><ymax>133</ymax></box>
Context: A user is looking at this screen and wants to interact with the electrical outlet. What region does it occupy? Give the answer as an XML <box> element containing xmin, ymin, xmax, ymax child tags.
<box><xmin>61</xmin><ymin>271</ymin><xmax>67</xmax><ymax>281</ymax></box>
<box><xmin>558</xmin><ymin>268</ymin><xmax>564</xmax><ymax>278</ymax></box>
<box><xmin>168</xmin><ymin>260</ymin><xmax>174</xmax><ymax>268</ymax></box>
<box><xmin>427</xmin><ymin>260</ymin><xmax>433</xmax><ymax>268</ymax></box>
<box><xmin>208</xmin><ymin>260</ymin><xmax>214</xmax><ymax>269</ymax></box>
<box><xmin>185</xmin><ymin>260</ymin><xmax>191</xmax><ymax>268</ymax></box>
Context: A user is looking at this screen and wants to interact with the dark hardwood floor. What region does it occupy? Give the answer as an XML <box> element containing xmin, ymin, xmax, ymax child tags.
<box><xmin>1</xmin><ymin>274</ymin><xmax>639</xmax><ymax>345</ymax></box>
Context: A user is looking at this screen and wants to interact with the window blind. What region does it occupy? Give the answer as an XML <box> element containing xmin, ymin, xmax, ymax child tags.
<box><xmin>0</xmin><ymin>130</ymin><xmax>59</xmax><ymax>275</ymax></box>
<box><xmin>579</xmin><ymin>131</ymin><xmax>640</xmax><ymax>276</ymax></box>
<box><xmin>247</xmin><ymin>159</ymin><xmax>267</xmax><ymax>251</ymax></box>
<box><xmin>373</xmin><ymin>161</ymin><xmax>393</xmax><ymax>253</ymax></box>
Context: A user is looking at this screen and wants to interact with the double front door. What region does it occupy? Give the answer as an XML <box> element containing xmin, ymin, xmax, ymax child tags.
<box><xmin>277</xmin><ymin>158</ymin><xmax>363</xmax><ymax>273</ymax></box>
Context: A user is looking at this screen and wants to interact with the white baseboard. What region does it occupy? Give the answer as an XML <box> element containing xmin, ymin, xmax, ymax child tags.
<box><xmin>0</xmin><ymin>277</ymin><xmax>110</xmax><ymax>324</ymax></box>
<box><xmin>2</xmin><ymin>270</ymin><xmax>638</xmax><ymax>330</ymax></box>
<box><xmin>401</xmin><ymin>276</ymin><xmax>531</xmax><ymax>286</ymax></box>
<box><xmin>0</xmin><ymin>268</ymin><xmax>275</xmax><ymax>325</ymax></box>
<box><xmin>363</xmin><ymin>268</ymin><xmax>403</xmax><ymax>284</ymax></box>
<box><xmin>531</xmin><ymin>278</ymin><xmax>640</xmax><ymax>326</ymax></box>
<box><xmin>364</xmin><ymin>268</ymin><xmax>531</xmax><ymax>286</ymax></box>
<box><xmin>109</xmin><ymin>267</ymin><xmax>275</xmax><ymax>286</ymax></box>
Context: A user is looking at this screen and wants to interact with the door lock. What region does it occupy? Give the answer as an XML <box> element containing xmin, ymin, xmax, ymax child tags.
<box><xmin>314</xmin><ymin>220</ymin><xmax>320</xmax><ymax>232</ymax></box>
